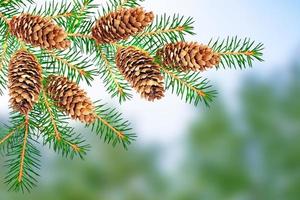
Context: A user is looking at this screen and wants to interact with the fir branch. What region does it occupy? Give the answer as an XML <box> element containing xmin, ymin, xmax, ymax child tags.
<box><xmin>66</xmin><ymin>0</ymin><xmax>98</xmax><ymax>33</ymax></box>
<box><xmin>0</xmin><ymin>29</ymin><xmax>19</xmax><ymax>95</ymax></box>
<box><xmin>41</xmin><ymin>49</ymin><xmax>98</xmax><ymax>85</ymax></box>
<box><xmin>0</xmin><ymin>12</ymin><xmax>9</xmax><ymax>24</ymax></box>
<box><xmin>0</xmin><ymin>123</ymin><xmax>24</xmax><ymax>156</ymax></box>
<box><xmin>161</xmin><ymin>67</ymin><xmax>216</xmax><ymax>106</ymax></box>
<box><xmin>0</xmin><ymin>124</ymin><xmax>23</xmax><ymax>146</ymax></box>
<box><xmin>30</xmin><ymin>89</ymin><xmax>90</xmax><ymax>159</ymax></box>
<box><xmin>41</xmin><ymin>89</ymin><xmax>62</xmax><ymax>141</ymax></box>
<box><xmin>209</xmin><ymin>36</ymin><xmax>264</xmax><ymax>69</ymax></box>
<box><xmin>4</xmin><ymin>114</ymin><xmax>41</xmax><ymax>192</ymax></box>
<box><xmin>27</xmin><ymin>0</ymin><xmax>72</xmax><ymax>18</ymax></box>
<box><xmin>88</xmin><ymin>101</ymin><xmax>136</xmax><ymax>149</ymax></box>
<box><xmin>0</xmin><ymin>0</ymin><xmax>34</xmax><ymax>8</ymax></box>
<box><xmin>115</xmin><ymin>0</ymin><xmax>143</xmax><ymax>10</ymax></box>
<box><xmin>126</xmin><ymin>14</ymin><xmax>194</xmax><ymax>53</ymax></box>
<box><xmin>0</xmin><ymin>30</ymin><xmax>9</xmax><ymax>95</ymax></box>
<box><xmin>102</xmin><ymin>0</ymin><xmax>142</xmax><ymax>15</ymax></box>
<box><xmin>0</xmin><ymin>2</ymin><xmax>22</xmax><ymax>18</ymax></box>
<box><xmin>95</xmin><ymin>45</ymin><xmax>132</xmax><ymax>103</ymax></box>
<box><xmin>68</xmin><ymin>33</ymin><xmax>94</xmax><ymax>39</ymax></box>
<box><xmin>66</xmin><ymin>20</ymin><xmax>96</xmax><ymax>54</ymax></box>
<box><xmin>17</xmin><ymin>115</ymin><xmax>29</xmax><ymax>183</ymax></box>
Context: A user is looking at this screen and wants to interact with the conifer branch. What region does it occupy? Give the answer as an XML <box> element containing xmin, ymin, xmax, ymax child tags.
<box><xmin>0</xmin><ymin>123</ymin><xmax>24</xmax><ymax>146</ymax></box>
<box><xmin>94</xmin><ymin>114</ymin><xmax>125</xmax><ymax>139</ymax></box>
<box><xmin>0</xmin><ymin>12</ymin><xmax>9</xmax><ymax>24</ymax></box>
<box><xmin>67</xmin><ymin>0</ymin><xmax>97</xmax><ymax>32</ymax></box>
<box><xmin>43</xmin><ymin>49</ymin><xmax>97</xmax><ymax>85</ymax></box>
<box><xmin>26</xmin><ymin>0</ymin><xmax>72</xmax><ymax>19</ymax></box>
<box><xmin>17</xmin><ymin>115</ymin><xmax>29</xmax><ymax>183</ymax></box>
<box><xmin>66</xmin><ymin>20</ymin><xmax>96</xmax><ymax>53</ymax></box>
<box><xmin>0</xmin><ymin>0</ymin><xmax>264</xmax><ymax>192</ymax></box>
<box><xmin>42</xmin><ymin>88</ymin><xmax>62</xmax><ymax>141</ymax></box>
<box><xmin>88</xmin><ymin>102</ymin><xmax>136</xmax><ymax>149</ymax></box>
<box><xmin>116</xmin><ymin>0</ymin><xmax>140</xmax><ymax>10</ymax></box>
<box><xmin>0</xmin><ymin>0</ymin><xmax>33</xmax><ymax>8</ymax></box>
<box><xmin>127</xmin><ymin>14</ymin><xmax>194</xmax><ymax>53</ymax></box>
<box><xmin>68</xmin><ymin>33</ymin><xmax>94</xmax><ymax>39</ymax></box>
<box><xmin>161</xmin><ymin>67</ymin><xmax>216</xmax><ymax>106</ymax></box>
<box><xmin>95</xmin><ymin>45</ymin><xmax>132</xmax><ymax>102</ymax></box>
<box><xmin>46</xmin><ymin>50</ymin><xmax>86</xmax><ymax>77</ymax></box>
<box><xmin>209</xmin><ymin>36</ymin><xmax>264</xmax><ymax>69</ymax></box>
<box><xmin>0</xmin><ymin>30</ymin><xmax>10</xmax><ymax>94</ymax></box>
<box><xmin>4</xmin><ymin>113</ymin><xmax>41</xmax><ymax>192</ymax></box>
<box><xmin>49</xmin><ymin>12</ymin><xmax>73</xmax><ymax>20</ymax></box>
<box><xmin>34</xmin><ymin>88</ymin><xmax>90</xmax><ymax>159</ymax></box>
<box><xmin>103</xmin><ymin>0</ymin><xmax>142</xmax><ymax>14</ymax></box>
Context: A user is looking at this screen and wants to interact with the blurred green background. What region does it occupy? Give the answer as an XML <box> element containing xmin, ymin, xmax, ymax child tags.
<box><xmin>1</xmin><ymin>0</ymin><xmax>300</xmax><ymax>199</ymax></box>
<box><xmin>1</xmin><ymin>62</ymin><xmax>299</xmax><ymax>200</ymax></box>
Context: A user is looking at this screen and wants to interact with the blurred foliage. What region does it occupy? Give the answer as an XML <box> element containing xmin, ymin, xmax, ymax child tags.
<box><xmin>0</xmin><ymin>63</ymin><xmax>299</xmax><ymax>199</ymax></box>
<box><xmin>181</xmin><ymin>64</ymin><xmax>300</xmax><ymax>200</ymax></box>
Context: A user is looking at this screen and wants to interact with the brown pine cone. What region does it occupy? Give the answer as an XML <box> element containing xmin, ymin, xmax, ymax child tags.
<box><xmin>92</xmin><ymin>7</ymin><xmax>154</xmax><ymax>44</ymax></box>
<box><xmin>8</xmin><ymin>50</ymin><xmax>42</xmax><ymax>115</ymax></box>
<box><xmin>116</xmin><ymin>46</ymin><xmax>164</xmax><ymax>101</ymax></box>
<box><xmin>157</xmin><ymin>42</ymin><xmax>221</xmax><ymax>71</ymax></box>
<box><xmin>9</xmin><ymin>14</ymin><xmax>70</xmax><ymax>50</ymax></box>
<box><xmin>46</xmin><ymin>75</ymin><xmax>95</xmax><ymax>124</ymax></box>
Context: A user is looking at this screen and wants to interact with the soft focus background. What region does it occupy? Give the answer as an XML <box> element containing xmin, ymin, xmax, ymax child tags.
<box><xmin>1</xmin><ymin>0</ymin><xmax>300</xmax><ymax>199</ymax></box>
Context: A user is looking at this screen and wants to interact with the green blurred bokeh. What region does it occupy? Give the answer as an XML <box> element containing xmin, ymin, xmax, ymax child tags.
<box><xmin>1</xmin><ymin>64</ymin><xmax>300</xmax><ymax>199</ymax></box>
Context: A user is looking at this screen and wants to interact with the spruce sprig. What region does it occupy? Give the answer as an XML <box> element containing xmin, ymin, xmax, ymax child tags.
<box><xmin>162</xmin><ymin>68</ymin><xmax>216</xmax><ymax>106</ymax></box>
<box><xmin>3</xmin><ymin>112</ymin><xmax>41</xmax><ymax>192</ymax></box>
<box><xmin>0</xmin><ymin>30</ymin><xmax>20</xmax><ymax>95</ymax></box>
<box><xmin>0</xmin><ymin>0</ymin><xmax>264</xmax><ymax>192</ymax></box>
<box><xmin>40</xmin><ymin>48</ymin><xmax>98</xmax><ymax>85</ymax></box>
<box><xmin>130</xmin><ymin>14</ymin><xmax>195</xmax><ymax>53</ymax></box>
<box><xmin>101</xmin><ymin>0</ymin><xmax>143</xmax><ymax>15</ymax></box>
<box><xmin>33</xmin><ymin>90</ymin><xmax>90</xmax><ymax>159</ymax></box>
<box><xmin>0</xmin><ymin>0</ymin><xmax>33</xmax><ymax>7</ymax></box>
<box><xmin>95</xmin><ymin>44</ymin><xmax>133</xmax><ymax>103</ymax></box>
<box><xmin>88</xmin><ymin>101</ymin><xmax>136</xmax><ymax>149</ymax></box>
<box><xmin>209</xmin><ymin>36</ymin><xmax>264</xmax><ymax>69</ymax></box>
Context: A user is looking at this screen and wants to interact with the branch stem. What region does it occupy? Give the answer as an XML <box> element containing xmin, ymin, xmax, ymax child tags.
<box><xmin>68</xmin><ymin>33</ymin><xmax>94</xmax><ymax>39</ymax></box>
<box><xmin>46</xmin><ymin>50</ymin><xmax>86</xmax><ymax>76</ymax></box>
<box><xmin>0</xmin><ymin>12</ymin><xmax>9</xmax><ymax>25</ymax></box>
<box><xmin>0</xmin><ymin>30</ymin><xmax>10</xmax><ymax>75</ymax></box>
<box><xmin>94</xmin><ymin>114</ymin><xmax>125</xmax><ymax>139</ymax></box>
<box><xmin>0</xmin><ymin>124</ymin><xmax>24</xmax><ymax>145</ymax></box>
<box><xmin>117</xmin><ymin>0</ymin><xmax>130</xmax><ymax>10</ymax></box>
<box><xmin>18</xmin><ymin>115</ymin><xmax>29</xmax><ymax>183</ymax></box>
<box><xmin>219</xmin><ymin>51</ymin><xmax>255</xmax><ymax>56</ymax></box>
<box><xmin>139</xmin><ymin>26</ymin><xmax>185</xmax><ymax>37</ymax></box>
<box><xmin>42</xmin><ymin>88</ymin><xmax>61</xmax><ymax>141</ymax></box>
<box><xmin>48</xmin><ymin>12</ymin><xmax>72</xmax><ymax>20</ymax></box>
<box><xmin>161</xmin><ymin>67</ymin><xmax>206</xmax><ymax>97</ymax></box>
<box><xmin>97</xmin><ymin>46</ymin><xmax>125</xmax><ymax>96</ymax></box>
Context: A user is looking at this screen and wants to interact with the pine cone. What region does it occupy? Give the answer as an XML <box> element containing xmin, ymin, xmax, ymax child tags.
<box><xmin>157</xmin><ymin>42</ymin><xmax>221</xmax><ymax>71</ymax></box>
<box><xmin>92</xmin><ymin>7</ymin><xmax>154</xmax><ymax>44</ymax></box>
<box><xmin>116</xmin><ymin>46</ymin><xmax>165</xmax><ymax>101</ymax></box>
<box><xmin>9</xmin><ymin>14</ymin><xmax>70</xmax><ymax>50</ymax></box>
<box><xmin>46</xmin><ymin>75</ymin><xmax>95</xmax><ymax>124</ymax></box>
<box><xmin>8</xmin><ymin>50</ymin><xmax>42</xmax><ymax>115</ymax></box>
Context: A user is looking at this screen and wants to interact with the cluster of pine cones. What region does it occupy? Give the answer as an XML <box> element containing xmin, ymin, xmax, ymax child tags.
<box><xmin>7</xmin><ymin>7</ymin><xmax>221</xmax><ymax>121</ymax></box>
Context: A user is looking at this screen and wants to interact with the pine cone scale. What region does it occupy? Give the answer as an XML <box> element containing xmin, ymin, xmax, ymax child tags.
<box><xmin>46</xmin><ymin>75</ymin><xmax>96</xmax><ymax>124</ymax></box>
<box><xmin>8</xmin><ymin>50</ymin><xmax>42</xmax><ymax>115</ymax></box>
<box><xmin>9</xmin><ymin>14</ymin><xmax>70</xmax><ymax>50</ymax></box>
<box><xmin>116</xmin><ymin>47</ymin><xmax>165</xmax><ymax>101</ymax></box>
<box><xmin>157</xmin><ymin>42</ymin><xmax>221</xmax><ymax>72</ymax></box>
<box><xmin>92</xmin><ymin>8</ymin><xmax>154</xmax><ymax>44</ymax></box>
